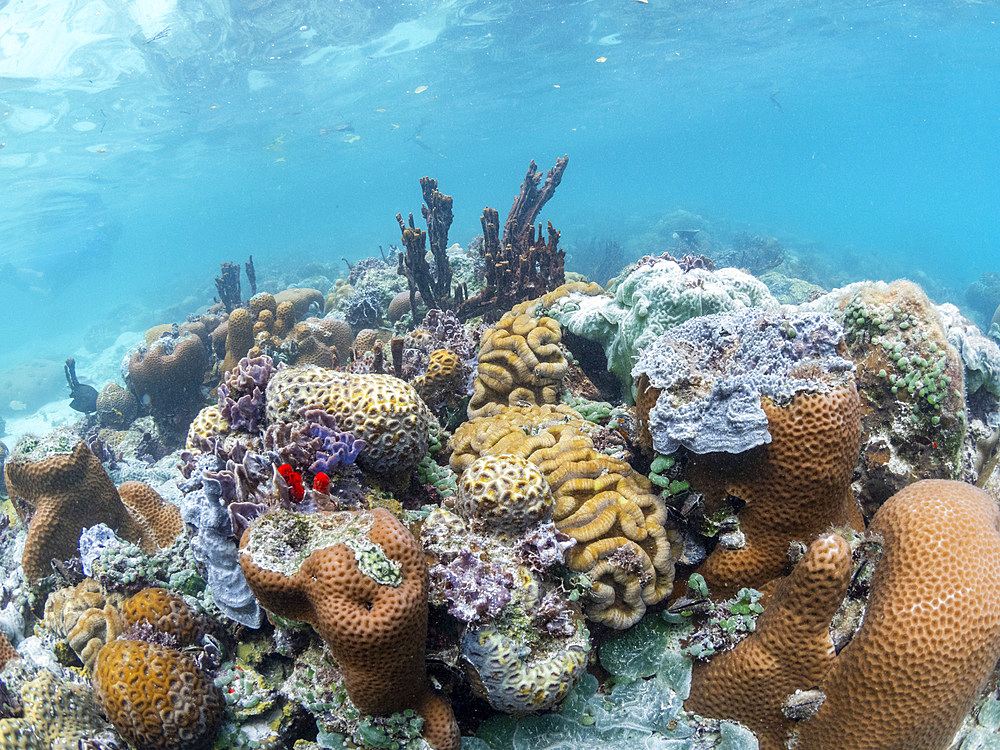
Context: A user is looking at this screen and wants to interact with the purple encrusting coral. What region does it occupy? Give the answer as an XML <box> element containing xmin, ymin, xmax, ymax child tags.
<box><xmin>520</xmin><ymin>522</ymin><xmax>576</xmax><ymax>573</ymax></box>
<box><xmin>429</xmin><ymin>549</ymin><xmax>513</xmax><ymax>624</ymax></box>
<box><xmin>263</xmin><ymin>406</ymin><xmax>365</xmax><ymax>477</ymax></box>
<box><xmin>217</xmin><ymin>355</ymin><xmax>276</xmax><ymax>434</ymax></box>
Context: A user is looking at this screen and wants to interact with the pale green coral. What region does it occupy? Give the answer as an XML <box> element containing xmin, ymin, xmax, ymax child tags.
<box><xmin>547</xmin><ymin>257</ymin><xmax>778</xmax><ymax>401</ymax></box>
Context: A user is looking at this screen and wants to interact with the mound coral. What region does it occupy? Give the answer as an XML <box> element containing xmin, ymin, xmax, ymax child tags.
<box><xmin>118</xmin><ymin>481</ymin><xmax>185</xmax><ymax>549</ymax></box>
<box><xmin>96</xmin><ymin>382</ymin><xmax>139</xmax><ymax>429</ymax></box>
<box><xmin>468</xmin><ymin>303</ymin><xmax>568</xmax><ymax>419</ymax></box>
<box><xmin>239</xmin><ymin>508</ymin><xmax>460</xmax><ymax>750</ymax></box>
<box><xmin>94</xmin><ymin>638</ymin><xmax>224</xmax><ymax>750</ymax></box>
<box><xmin>222</xmin><ymin>307</ymin><xmax>254</xmax><ymax>373</ymax></box>
<box><xmin>413</xmin><ymin>349</ymin><xmax>466</xmax><ymax>415</ymax></box>
<box><xmin>289</xmin><ymin>317</ymin><xmax>354</xmax><ymax>366</ymax></box>
<box><xmin>0</xmin><ymin>670</ymin><xmax>109</xmax><ymax>748</ymax></box>
<box><xmin>122</xmin><ymin>587</ymin><xmax>204</xmax><ymax>646</ymax></box>
<box><xmin>455</xmin><ymin>454</ymin><xmax>553</xmax><ymax>534</ymax></box>
<box><xmin>546</xmin><ymin>254</ymin><xmax>778</xmax><ymax>400</ymax></box>
<box><xmin>3</xmin><ymin>441</ymin><xmax>172</xmax><ymax>582</ymax></box>
<box><xmin>451</xmin><ymin>404</ymin><xmax>679</xmax><ymax>629</ymax></box>
<box><xmin>44</xmin><ymin>579</ymin><xmax>123</xmax><ymax>671</ymax></box>
<box><xmin>687</xmin><ymin>480</ymin><xmax>1000</xmax><ymax>750</ymax></box>
<box><xmin>126</xmin><ymin>331</ymin><xmax>208</xmax><ymax>426</ymax></box>
<box><xmin>266</xmin><ymin>366</ymin><xmax>432</xmax><ymax>476</ymax></box>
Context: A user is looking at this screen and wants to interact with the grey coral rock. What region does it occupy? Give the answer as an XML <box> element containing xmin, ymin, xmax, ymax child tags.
<box><xmin>632</xmin><ymin>308</ymin><xmax>855</xmax><ymax>455</ymax></box>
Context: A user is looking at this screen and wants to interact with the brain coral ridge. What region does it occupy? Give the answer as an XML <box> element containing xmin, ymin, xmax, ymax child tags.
<box><xmin>467</xmin><ymin>303</ymin><xmax>568</xmax><ymax>419</ymax></box>
<box><xmin>4</xmin><ymin>441</ymin><xmax>179</xmax><ymax>583</ymax></box>
<box><xmin>239</xmin><ymin>508</ymin><xmax>459</xmax><ymax>750</ymax></box>
<box><xmin>265</xmin><ymin>366</ymin><xmax>432</xmax><ymax>476</ymax></box>
<box><xmin>0</xmin><ymin>670</ymin><xmax>109</xmax><ymax>749</ymax></box>
<box><xmin>451</xmin><ymin>404</ymin><xmax>679</xmax><ymax>629</ymax></box>
<box><xmin>687</xmin><ymin>479</ymin><xmax>1000</xmax><ymax>750</ymax></box>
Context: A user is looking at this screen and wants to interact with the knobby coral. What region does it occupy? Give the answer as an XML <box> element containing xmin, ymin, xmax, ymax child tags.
<box><xmin>239</xmin><ymin>508</ymin><xmax>460</xmax><ymax>750</ymax></box>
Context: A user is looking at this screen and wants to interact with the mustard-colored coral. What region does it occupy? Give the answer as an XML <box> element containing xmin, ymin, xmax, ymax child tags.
<box><xmin>451</xmin><ymin>405</ymin><xmax>678</xmax><ymax>628</ymax></box>
<box><xmin>122</xmin><ymin>587</ymin><xmax>203</xmax><ymax>646</ymax></box>
<box><xmin>455</xmin><ymin>454</ymin><xmax>553</xmax><ymax>534</ymax></box>
<box><xmin>93</xmin><ymin>639</ymin><xmax>223</xmax><ymax>750</ymax></box>
<box><xmin>0</xmin><ymin>670</ymin><xmax>109</xmax><ymax>749</ymax></box>
<box><xmin>186</xmin><ymin>404</ymin><xmax>231</xmax><ymax>448</ymax></box>
<box><xmin>118</xmin><ymin>481</ymin><xmax>184</xmax><ymax>548</ymax></box>
<box><xmin>222</xmin><ymin>308</ymin><xmax>254</xmax><ymax>374</ymax></box>
<box><xmin>467</xmin><ymin>305</ymin><xmax>567</xmax><ymax>419</ymax></box>
<box><xmin>239</xmin><ymin>508</ymin><xmax>459</xmax><ymax>750</ymax></box>
<box><xmin>44</xmin><ymin>579</ymin><xmax>123</xmax><ymax>672</ymax></box>
<box><xmin>266</xmin><ymin>366</ymin><xmax>432</xmax><ymax>475</ymax></box>
<box><xmin>413</xmin><ymin>349</ymin><xmax>464</xmax><ymax>408</ymax></box>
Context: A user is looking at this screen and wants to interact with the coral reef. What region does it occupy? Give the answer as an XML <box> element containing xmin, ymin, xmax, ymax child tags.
<box><xmin>546</xmin><ymin>254</ymin><xmax>778</xmax><ymax>400</ymax></box>
<box><xmin>44</xmin><ymin>579</ymin><xmax>123</xmax><ymax>671</ymax></box>
<box><xmin>96</xmin><ymin>382</ymin><xmax>139</xmax><ymax>429</ymax></box>
<box><xmin>125</xmin><ymin>330</ymin><xmax>208</xmax><ymax>428</ymax></box>
<box><xmin>451</xmin><ymin>404</ymin><xmax>679</xmax><ymax>629</ymax></box>
<box><xmin>0</xmin><ymin>670</ymin><xmax>110</xmax><ymax>747</ymax></box>
<box><xmin>216</xmin><ymin>354</ymin><xmax>276</xmax><ymax>435</ymax></box>
<box><xmin>239</xmin><ymin>508</ymin><xmax>460</xmax><ymax>750</ymax></box>
<box><xmin>94</xmin><ymin>638</ymin><xmax>224</xmax><ymax>750</ymax></box>
<box><xmin>121</xmin><ymin>587</ymin><xmax>204</xmax><ymax>646</ymax></box>
<box><xmin>687</xmin><ymin>480</ymin><xmax>1000</xmax><ymax>750</ymax></box>
<box><xmin>396</xmin><ymin>176</ymin><xmax>455</xmax><ymax>313</ymax></box>
<box><xmin>3</xmin><ymin>440</ymin><xmax>170</xmax><ymax>582</ymax></box>
<box><xmin>468</xmin><ymin>301</ymin><xmax>568</xmax><ymax>419</ymax></box>
<box><xmin>266</xmin><ymin>367</ymin><xmax>432</xmax><ymax>476</ymax></box>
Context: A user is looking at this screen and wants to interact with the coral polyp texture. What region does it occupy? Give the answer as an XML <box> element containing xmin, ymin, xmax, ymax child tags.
<box><xmin>455</xmin><ymin>454</ymin><xmax>554</xmax><ymax>534</ymax></box>
<box><xmin>633</xmin><ymin>308</ymin><xmax>863</xmax><ymax>596</ymax></box>
<box><xmin>265</xmin><ymin>366</ymin><xmax>432</xmax><ymax>475</ymax></box>
<box><xmin>117</xmin><ymin>481</ymin><xmax>185</xmax><ymax>548</ymax></box>
<box><xmin>4</xmin><ymin>440</ymin><xmax>161</xmax><ymax>582</ymax></box>
<box><xmin>545</xmin><ymin>254</ymin><xmax>778</xmax><ymax>399</ymax></box>
<box><xmin>451</xmin><ymin>404</ymin><xmax>679</xmax><ymax>629</ymax></box>
<box><xmin>122</xmin><ymin>587</ymin><xmax>204</xmax><ymax>646</ymax></box>
<box><xmin>239</xmin><ymin>508</ymin><xmax>460</xmax><ymax>750</ymax></box>
<box><xmin>125</xmin><ymin>330</ymin><xmax>208</xmax><ymax>423</ymax></box>
<box><xmin>93</xmin><ymin>638</ymin><xmax>224</xmax><ymax>750</ymax></box>
<box><xmin>467</xmin><ymin>302</ymin><xmax>568</xmax><ymax>419</ymax></box>
<box><xmin>795</xmin><ymin>480</ymin><xmax>1000</xmax><ymax>749</ymax></box>
<box><xmin>0</xmin><ymin>670</ymin><xmax>109</xmax><ymax>748</ymax></box>
<box><xmin>688</xmin><ymin>480</ymin><xmax>1000</xmax><ymax>750</ymax></box>
<box><xmin>44</xmin><ymin>578</ymin><xmax>124</xmax><ymax>671</ymax></box>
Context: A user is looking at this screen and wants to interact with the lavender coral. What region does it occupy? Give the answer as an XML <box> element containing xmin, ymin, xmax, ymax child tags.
<box><xmin>216</xmin><ymin>355</ymin><xmax>276</xmax><ymax>434</ymax></box>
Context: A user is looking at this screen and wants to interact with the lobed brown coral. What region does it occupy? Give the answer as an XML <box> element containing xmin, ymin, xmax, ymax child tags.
<box><xmin>94</xmin><ymin>639</ymin><xmax>223</xmax><ymax>750</ymax></box>
<box><xmin>5</xmin><ymin>441</ymin><xmax>151</xmax><ymax>582</ymax></box>
<box><xmin>118</xmin><ymin>481</ymin><xmax>184</xmax><ymax>548</ymax></box>
<box><xmin>290</xmin><ymin>317</ymin><xmax>354</xmax><ymax>366</ymax></box>
<box><xmin>413</xmin><ymin>349</ymin><xmax>464</xmax><ymax>408</ymax></box>
<box><xmin>127</xmin><ymin>332</ymin><xmax>208</xmax><ymax>424</ymax></box>
<box><xmin>467</xmin><ymin>303</ymin><xmax>567</xmax><ymax>419</ymax></box>
<box><xmin>685</xmin><ymin>385</ymin><xmax>865</xmax><ymax>597</ymax></box>
<box><xmin>222</xmin><ymin>308</ymin><xmax>254</xmax><ymax>373</ymax></box>
<box><xmin>239</xmin><ymin>508</ymin><xmax>460</xmax><ymax>750</ymax></box>
<box><xmin>451</xmin><ymin>404</ymin><xmax>678</xmax><ymax>628</ymax></box>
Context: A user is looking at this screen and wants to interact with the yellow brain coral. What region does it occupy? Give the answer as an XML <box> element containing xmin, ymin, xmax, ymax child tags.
<box><xmin>455</xmin><ymin>454</ymin><xmax>554</xmax><ymax>534</ymax></box>
<box><xmin>93</xmin><ymin>638</ymin><xmax>223</xmax><ymax>750</ymax></box>
<box><xmin>266</xmin><ymin>366</ymin><xmax>432</xmax><ymax>475</ymax></box>
<box><xmin>413</xmin><ymin>349</ymin><xmax>464</xmax><ymax>407</ymax></box>
<box><xmin>186</xmin><ymin>404</ymin><xmax>231</xmax><ymax>448</ymax></box>
<box><xmin>122</xmin><ymin>587</ymin><xmax>203</xmax><ymax>646</ymax></box>
<box><xmin>467</xmin><ymin>304</ymin><xmax>567</xmax><ymax>419</ymax></box>
<box><xmin>0</xmin><ymin>670</ymin><xmax>109</xmax><ymax>749</ymax></box>
<box><xmin>451</xmin><ymin>404</ymin><xmax>678</xmax><ymax>629</ymax></box>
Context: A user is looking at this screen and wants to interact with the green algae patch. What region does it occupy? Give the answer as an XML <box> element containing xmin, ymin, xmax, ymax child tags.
<box><xmin>241</xmin><ymin>511</ymin><xmax>402</xmax><ymax>587</ymax></box>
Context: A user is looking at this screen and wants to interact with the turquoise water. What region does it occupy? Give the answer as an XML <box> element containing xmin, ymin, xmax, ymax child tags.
<box><xmin>1</xmin><ymin>0</ymin><xmax>998</xmax><ymax>392</ymax></box>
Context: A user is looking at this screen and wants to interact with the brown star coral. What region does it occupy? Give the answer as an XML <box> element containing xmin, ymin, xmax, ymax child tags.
<box><xmin>687</xmin><ymin>385</ymin><xmax>865</xmax><ymax>597</ymax></box>
<box><xmin>4</xmin><ymin>441</ymin><xmax>159</xmax><ymax>582</ymax></box>
<box><xmin>239</xmin><ymin>508</ymin><xmax>459</xmax><ymax>750</ymax></box>
<box><xmin>451</xmin><ymin>404</ymin><xmax>678</xmax><ymax>628</ymax></box>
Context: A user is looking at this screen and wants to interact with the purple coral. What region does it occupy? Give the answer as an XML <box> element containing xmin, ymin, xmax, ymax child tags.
<box><xmin>263</xmin><ymin>406</ymin><xmax>365</xmax><ymax>477</ymax></box>
<box><xmin>429</xmin><ymin>550</ymin><xmax>513</xmax><ymax>624</ymax></box>
<box><xmin>217</xmin><ymin>355</ymin><xmax>276</xmax><ymax>434</ymax></box>
<box><xmin>520</xmin><ymin>522</ymin><xmax>575</xmax><ymax>572</ymax></box>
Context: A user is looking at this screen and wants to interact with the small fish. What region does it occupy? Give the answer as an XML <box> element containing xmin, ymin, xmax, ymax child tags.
<box><xmin>413</xmin><ymin>85</ymin><xmax>428</xmax><ymax>94</ymax></box>
<box><xmin>343</xmin><ymin>134</ymin><xmax>360</xmax><ymax>144</ymax></box>
<box><xmin>596</xmin><ymin>57</ymin><xmax>607</xmax><ymax>63</ymax></box>
<box><xmin>265</xmin><ymin>133</ymin><xmax>286</xmax><ymax>150</ymax></box>
<box><xmin>9</xmin><ymin>400</ymin><xmax>26</xmax><ymax>412</ymax></box>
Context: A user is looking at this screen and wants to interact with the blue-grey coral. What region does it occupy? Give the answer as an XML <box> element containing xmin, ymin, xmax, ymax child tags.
<box><xmin>632</xmin><ymin>308</ymin><xmax>855</xmax><ymax>455</ymax></box>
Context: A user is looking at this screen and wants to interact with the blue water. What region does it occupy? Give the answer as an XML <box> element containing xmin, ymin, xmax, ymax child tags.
<box><xmin>2</xmin><ymin>0</ymin><xmax>999</xmax><ymax>393</ymax></box>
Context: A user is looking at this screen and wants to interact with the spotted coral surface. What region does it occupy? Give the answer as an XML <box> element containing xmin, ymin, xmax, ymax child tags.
<box><xmin>239</xmin><ymin>508</ymin><xmax>459</xmax><ymax>750</ymax></box>
<box><xmin>93</xmin><ymin>638</ymin><xmax>223</xmax><ymax>750</ymax></box>
<box><xmin>451</xmin><ymin>404</ymin><xmax>679</xmax><ymax>629</ymax></box>
<box><xmin>122</xmin><ymin>587</ymin><xmax>203</xmax><ymax>646</ymax></box>
<box><xmin>794</xmin><ymin>480</ymin><xmax>1000</xmax><ymax>750</ymax></box>
<box><xmin>186</xmin><ymin>404</ymin><xmax>230</xmax><ymax>447</ymax></box>
<box><xmin>0</xmin><ymin>670</ymin><xmax>109</xmax><ymax>749</ymax></box>
<box><xmin>468</xmin><ymin>305</ymin><xmax>568</xmax><ymax>419</ymax></box>
<box><xmin>118</xmin><ymin>481</ymin><xmax>184</xmax><ymax>548</ymax></box>
<box><xmin>413</xmin><ymin>349</ymin><xmax>464</xmax><ymax>410</ymax></box>
<box><xmin>4</xmin><ymin>441</ymin><xmax>148</xmax><ymax>582</ymax></box>
<box><xmin>265</xmin><ymin>366</ymin><xmax>432</xmax><ymax>475</ymax></box>
<box><xmin>455</xmin><ymin>454</ymin><xmax>553</xmax><ymax>535</ymax></box>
